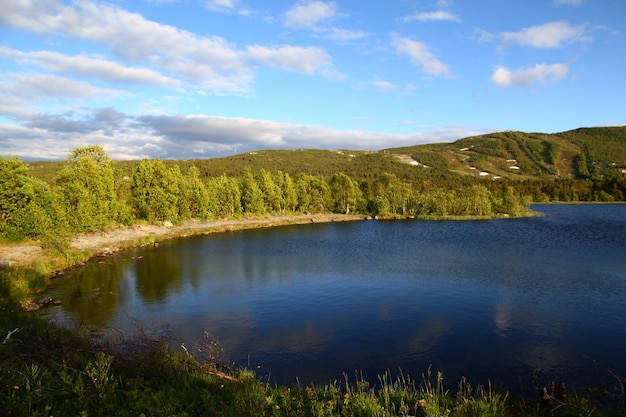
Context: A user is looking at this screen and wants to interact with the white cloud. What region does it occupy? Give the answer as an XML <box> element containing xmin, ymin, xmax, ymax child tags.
<box><xmin>403</xmin><ymin>10</ymin><xmax>460</xmax><ymax>23</ymax></box>
<box><xmin>372</xmin><ymin>79</ymin><xmax>418</xmax><ymax>95</ymax></box>
<box><xmin>392</xmin><ymin>35</ymin><xmax>451</xmax><ymax>77</ymax></box>
<box><xmin>204</xmin><ymin>0</ymin><xmax>238</xmax><ymax>13</ymax></box>
<box><xmin>282</xmin><ymin>1</ymin><xmax>366</xmax><ymax>42</ymax></box>
<box><xmin>491</xmin><ymin>63</ymin><xmax>569</xmax><ymax>87</ymax></box>
<box><xmin>0</xmin><ymin>109</ymin><xmax>485</xmax><ymax>160</ymax></box>
<box><xmin>324</xmin><ymin>27</ymin><xmax>367</xmax><ymax>42</ymax></box>
<box><xmin>0</xmin><ymin>0</ymin><xmax>337</xmax><ymax>94</ymax></box>
<box><xmin>283</xmin><ymin>0</ymin><xmax>338</xmax><ymax>30</ymax></box>
<box><xmin>373</xmin><ymin>80</ymin><xmax>397</xmax><ymax>91</ymax></box>
<box><xmin>203</xmin><ymin>0</ymin><xmax>252</xmax><ymax>15</ymax></box>
<box><xmin>245</xmin><ymin>45</ymin><xmax>331</xmax><ymax>74</ymax></box>
<box><xmin>6</xmin><ymin>73</ymin><xmax>121</xmax><ymax>100</ymax></box>
<box><xmin>501</xmin><ymin>21</ymin><xmax>590</xmax><ymax>48</ymax></box>
<box><xmin>0</xmin><ymin>0</ymin><xmax>251</xmax><ymax>91</ymax></box>
<box><xmin>0</xmin><ymin>47</ymin><xmax>180</xmax><ymax>87</ymax></box>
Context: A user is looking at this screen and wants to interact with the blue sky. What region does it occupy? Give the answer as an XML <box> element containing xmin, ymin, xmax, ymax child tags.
<box><xmin>1</xmin><ymin>0</ymin><xmax>624</xmax><ymax>160</ymax></box>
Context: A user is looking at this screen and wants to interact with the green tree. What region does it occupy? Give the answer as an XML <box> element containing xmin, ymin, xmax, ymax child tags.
<box><xmin>369</xmin><ymin>173</ymin><xmax>410</xmax><ymax>216</ymax></box>
<box><xmin>171</xmin><ymin>165</ymin><xmax>191</xmax><ymax>220</ymax></box>
<box><xmin>275</xmin><ymin>170</ymin><xmax>298</xmax><ymax>213</ymax></box>
<box><xmin>330</xmin><ymin>172</ymin><xmax>359</xmax><ymax>214</ymax></box>
<box><xmin>495</xmin><ymin>186</ymin><xmax>529</xmax><ymax>216</ymax></box>
<box><xmin>0</xmin><ymin>156</ymin><xmax>58</xmax><ymax>240</ymax></box>
<box><xmin>451</xmin><ymin>185</ymin><xmax>492</xmax><ymax>216</ymax></box>
<box><xmin>54</xmin><ymin>146</ymin><xmax>116</xmax><ymax>232</ymax></box>
<box><xmin>240</xmin><ymin>167</ymin><xmax>265</xmax><ymax>214</ymax></box>
<box><xmin>130</xmin><ymin>159</ymin><xmax>179</xmax><ymax>223</ymax></box>
<box><xmin>185</xmin><ymin>166</ymin><xmax>211</xmax><ymax>219</ymax></box>
<box><xmin>295</xmin><ymin>174</ymin><xmax>331</xmax><ymax>213</ymax></box>
<box><xmin>256</xmin><ymin>169</ymin><xmax>282</xmax><ymax>212</ymax></box>
<box><xmin>210</xmin><ymin>174</ymin><xmax>242</xmax><ymax>218</ymax></box>
<box><xmin>415</xmin><ymin>189</ymin><xmax>451</xmax><ymax>216</ymax></box>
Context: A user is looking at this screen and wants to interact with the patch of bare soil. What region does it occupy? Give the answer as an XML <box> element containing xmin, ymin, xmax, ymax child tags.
<box><xmin>0</xmin><ymin>214</ymin><xmax>364</xmax><ymax>267</ymax></box>
<box><xmin>393</xmin><ymin>154</ymin><xmax>426</xmax><ymax>166</ymax></box>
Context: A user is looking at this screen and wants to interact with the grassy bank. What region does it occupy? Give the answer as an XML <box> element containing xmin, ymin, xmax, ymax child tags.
<box><xmin>1</xmin><ymin>216</ymin><xmax>624</xmax><ymax>416</ymax></box>
<box><xmin>1</xmin><ymin>290</ymin><xmax>624</xmax><ymax>416</ymax></box>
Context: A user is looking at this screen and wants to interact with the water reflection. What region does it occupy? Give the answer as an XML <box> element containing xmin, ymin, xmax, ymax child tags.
<box><xmin>54</xmin><ymin>258</ymin><xmax>128</xmax><ymax>328</ymax></box>
<box><xmin>43</xmin><ymin>205</ymin><xmax>626</xmax><ymax>391</ymax></box>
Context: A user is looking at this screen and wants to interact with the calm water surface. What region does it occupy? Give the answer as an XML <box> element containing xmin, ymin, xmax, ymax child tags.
<box><xmin>43</xmin><ymin>205</ymin><xmax>626</xmax><ymax>391</ymax></box>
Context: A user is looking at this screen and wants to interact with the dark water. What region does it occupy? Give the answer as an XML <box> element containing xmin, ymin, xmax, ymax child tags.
<box><xmin>42</xmin><ymin>205</ymin><xmax>626</xmax><ymax>392</ymax></box>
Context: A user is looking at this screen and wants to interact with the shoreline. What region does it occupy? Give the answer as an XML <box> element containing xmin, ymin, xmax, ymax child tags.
<box><xmin>0</xmin><ymin>210</ymin><xmax>546</xmax><ymax>269</ymax></box>
<box><xmin>0</xmin><ymin>213</ymin><xmax>365</xmax><ymax>269</ymax></box>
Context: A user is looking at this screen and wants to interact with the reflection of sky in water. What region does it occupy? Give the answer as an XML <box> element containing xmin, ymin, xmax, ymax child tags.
<box><xmin>42</xmin><ymin>205</ymin><xmax>626</xmax><ymax>391</ymax></box>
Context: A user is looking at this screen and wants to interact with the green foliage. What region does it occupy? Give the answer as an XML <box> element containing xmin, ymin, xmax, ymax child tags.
<box><xmin>0</xmin><ymin>156</ymin><xmax>57</xmax><ymax>240</ymax></box>
<box><xmin>55</xmin><ymin>151</ymin><xmax>117</xmax><ymax>232</ymax></box>
<box><xmin>240</xmin><ymin>166</ymin><xmax>266</xmax><ymax>214</ymax></box>
<box><xmin>257</xmin><ymin>168</ymin><xmax>283</xmax><ymax>212</ymax></box>
<box><xmin>560</xmin><ymin>127</ymin><xmax>626</xmax><ymax>178</ymax></box>
<box><xmin>185</xmin><ymin>165</ymin><xmax>212</xmax><ymax>219</ymax></box>
<box><xmin>295</xmin><ymin>174</ymin><xmax>332</xmax><ymax>213</ymax></box>
<box><xmin>330</xmin><ymin>172</ymin><xmax>360</xmax><ymax>214</ymax></box>
<box><xmin>130</xmin><ymin>158</ymin><xmax>180</xmax><ymax>223</ymax></box>
<box><xmin>210</xmin><ymin>174</ymin><xmax>242</xmax><ymax>218</ymax></box>
<box><xmin>275</xmin><ymin>170</ymin><xmax>298</xmax><ymax>213</ymax></box>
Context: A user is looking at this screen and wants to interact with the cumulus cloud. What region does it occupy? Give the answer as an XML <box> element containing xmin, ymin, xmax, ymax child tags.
<box><xmin>392</xmin><ymin>35</ymin><xmax>451</xmax><ymax>77</ymax></box>
<box><xmin>246</xmin><ymin>45</ymin><xmax>331</xmax><ymax>74</ymax></box>
<box><xmin>283</xmin><ymin>0</ymin><xmax>338</xmax><ymax>29</ymax></box>
<box><xmin>7</xmin><ymin>73</ymin><xmax>121</xmax><ymax>100</ymax></box>
<box><xmin>0</xmin><ymin>0</ymin><xmax>338</xmax><ymax>94</ymax></box>
<box><xmin>491</xmin><ymin>63</ymin><xmax>569</xmax><ymax>87</ymax></box>
<box><xmin>403</xmin><ymin>10</ymin><xmax>460</xmax><ymax>23</ymax></box>
<box><xmin>0</xmin><ymin>47</ymin><xmax>179</xmax><ymax>87</ymax></box>
<box><xmin>501</xmin><ymin>21</ymin><xmax>590</xmax><ymax>48</ymax></box>
<box><xmin>282</xmin><ymin>1</ymin><xmax>366</xmax><ymax>42</ymax></box>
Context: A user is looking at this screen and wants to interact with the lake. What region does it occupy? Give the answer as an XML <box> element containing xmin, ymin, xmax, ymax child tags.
<box><xmin>41</xmin><ymin>204</ymin><xmax>626</xmax><ymax>393</ymax></box>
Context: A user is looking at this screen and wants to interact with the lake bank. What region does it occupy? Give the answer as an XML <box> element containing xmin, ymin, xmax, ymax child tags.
<box><xmin>0</xmin><ymin>213</ymin><xmax>364</xmax><ymax>268</ymax></box>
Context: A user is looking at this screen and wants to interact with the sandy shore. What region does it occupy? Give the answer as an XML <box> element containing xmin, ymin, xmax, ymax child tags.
<box><xmin>0</xmin><ymin>214</ymin><xmax>365</xmax><ymax>267</ymax></box>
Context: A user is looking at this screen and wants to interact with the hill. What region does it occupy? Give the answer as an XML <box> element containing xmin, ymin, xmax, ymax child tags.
<box><xmin>385</xmin><ymin>126</ymin><xmax>626</xmax><ymax>181</ymax></box>
<box><xmin>25</xmin><ymin>126</ymin><xmax>626</xmax><ymax>184</ymax></box>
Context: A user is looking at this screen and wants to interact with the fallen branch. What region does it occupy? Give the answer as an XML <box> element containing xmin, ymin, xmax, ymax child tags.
<box><xmin>207</xmin><ymin>370</ymin><xmax>243</xmax><ymax>385</ymax></box>
<box><xmin>3</xmin><ymin>328</ymin><xmax>19</xmax><ymax>345</ymax></box>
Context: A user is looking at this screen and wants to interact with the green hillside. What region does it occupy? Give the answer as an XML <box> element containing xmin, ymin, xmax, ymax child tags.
<box><xmin>25</xmin><ymin>126</ymin><xmax>626</xmax><ymax>185</ymax></box>
<box><xmin>385</xmin><ymin>126</ymin><xmax>626</xmax><ymax>181</ymax></box>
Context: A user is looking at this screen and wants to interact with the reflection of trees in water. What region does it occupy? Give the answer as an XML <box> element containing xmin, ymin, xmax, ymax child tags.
<box><xmin>133</xmin><ymin>242</ymin><xmax>207</xmax><ymax>303</ymax></box>
<box><xmin>134</xmin><ymin>246</ymin><xmax>183</xmax><ymax>303</ymax></box>
<box><xmin>60</xmin><ymin>257</ymin><xmax>127</xmax><ymax>327</ymax></box>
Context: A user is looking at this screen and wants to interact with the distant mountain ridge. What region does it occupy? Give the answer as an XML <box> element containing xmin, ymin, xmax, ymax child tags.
<box><xmin>25</xmin><ymin>126</ymin><xmax>626</xmax><ymax>184</ymax></box>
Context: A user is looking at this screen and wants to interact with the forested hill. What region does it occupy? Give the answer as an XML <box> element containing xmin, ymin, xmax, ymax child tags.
<box><xmin>386</xmin><ymin>126</ymin><xmax>626</xmax><ymax>181</ymax></box>
<box><xmin>25</xmin><ymin>126</ymin><xmax>626</xmax><ymax>184</ymax></box>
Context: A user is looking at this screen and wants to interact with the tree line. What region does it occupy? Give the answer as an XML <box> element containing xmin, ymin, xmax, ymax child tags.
<box><xmin>1</xmin><ymin>145</ymin><xmax>538</xmax><ymax>241</ymax></box>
